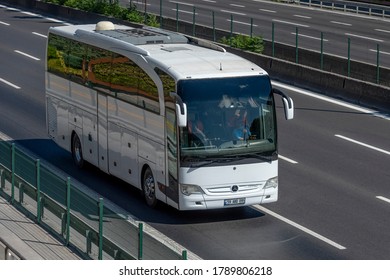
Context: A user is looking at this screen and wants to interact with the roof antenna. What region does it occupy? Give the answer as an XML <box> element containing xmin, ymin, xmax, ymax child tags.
<box><xmin>219</xmin><ymin>62</ymin><xmax>223</xmax><ymax>71</ymax></box>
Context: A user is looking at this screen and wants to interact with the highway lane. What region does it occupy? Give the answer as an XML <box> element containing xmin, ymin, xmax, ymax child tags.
<box><xmin>271</xmin><ymin>83</ymin><xmax>390</xmax><ymax>259</ymax></box>
<box><xmin>1</xmin><ymin>4</ymin><xmax>390</xmax><ymax>259</ymax></box>
<box><xmin>133</xmin><ymin>0</ymin><xmax>390</xmax><ymax>67</ymax></box>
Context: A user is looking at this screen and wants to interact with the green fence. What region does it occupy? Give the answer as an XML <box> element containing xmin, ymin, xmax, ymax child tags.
<box><xmin>137</xmin><ymin>0</ymin><xmax>389</xmax><ymax>87</ymax></box>
<box><xmin>0</xmin><ymin>140</ymin><xmax>187</xmax><ymax>260</ymax></box>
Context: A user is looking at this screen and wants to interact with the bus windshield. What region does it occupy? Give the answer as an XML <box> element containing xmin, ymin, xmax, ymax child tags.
<box><xmin>178</xmin><ymin>75</ymin><xmax>277</xmax><ymax>164</ymax></box>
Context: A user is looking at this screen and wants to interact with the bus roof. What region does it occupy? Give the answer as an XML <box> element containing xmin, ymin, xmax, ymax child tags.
<box><xmin>49</xmin><ymin>22</ymin><xmax>268</xmax><ymax>80</ymax></box>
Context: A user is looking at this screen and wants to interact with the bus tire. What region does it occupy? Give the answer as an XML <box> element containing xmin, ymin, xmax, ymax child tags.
<box><xmin>71</xmin><ymin>132</ymin><xmax>84</xmax><ymax>168</ymax></box>
<box><xmin>142</xmin><ymin>167</ymin><xmax>157</xmax><ymax>208</ymax></box>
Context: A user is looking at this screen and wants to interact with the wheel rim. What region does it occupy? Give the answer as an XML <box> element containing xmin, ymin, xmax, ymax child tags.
<box><xmin>74</xmin><ymin>139</ymin><xmax>82</xmax><ymax>163</ymax></box>
<box><xmin>143</xmin><ymin>169</ymin><xmax>156</xmax><ymax>206</ymax></box>
<box><xmin>72</xmin><ymin>134</ymin><xmax>83</xmax><ymax>167</ymax></box>
<box><xmin>144</xmin><ymin>173</ymin><xmax>155</xmax><ymax>200</ymax></box>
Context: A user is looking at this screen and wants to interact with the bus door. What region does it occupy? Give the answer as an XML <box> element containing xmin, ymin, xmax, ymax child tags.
<box><xmin>97</xmin><ymin>92</ymin><xmax>109</xmax><ymax>173</ymax></box>
<box><xmin>165</xmin><ymin>108</ymin><xmax>179</xmax><ymax>206</ymax></box>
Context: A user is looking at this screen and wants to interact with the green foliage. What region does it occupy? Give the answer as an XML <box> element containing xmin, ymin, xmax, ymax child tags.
<box><xmin>124</xmin><ymin>9</ymin><xmax>144</xmax><ymax>23</ymax></box>
<box><xmin>220</xmin><ymin>34</ymin><xmax>264</xmax><ymax>54</ymax></box>
<box><xmin>63</xmin><ymin>0</ymin><xmax>96</xmax><ymax>12</ymax></box>
<box><xmin>44</xmin><ymin>0</ymin><xmax>265</xmax><ymax>54</ymax></box>
<box><xmin>145</xmin><ymin>14</ymin><xmax>159</xmax><ymax>28</ymax></box>
<box><xmin>45</xmin><ymin>0</ymin><xmax>159</xmax><ymax>26</ymax></box>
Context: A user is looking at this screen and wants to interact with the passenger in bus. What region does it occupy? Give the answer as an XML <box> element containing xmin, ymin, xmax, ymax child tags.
<box><xmin>229</xmin><ymin>109</ymin><xmax>251</xmax><ymax>141</ymax></box>
<box><xmin>233</xmin><ymin>124</ymin><xmax>251</xmax><ymax>141</ymax></box>
<box><xmin>188</xmin><ymin>119</ymin><xmax>208</xmax><ymax>146</ymax></box>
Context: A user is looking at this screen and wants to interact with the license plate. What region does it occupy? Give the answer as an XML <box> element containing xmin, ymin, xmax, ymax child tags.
<box><xmin>224</xmin><ymin>198</ymin><xmax>246</xmax><ymax>206</ymax></box>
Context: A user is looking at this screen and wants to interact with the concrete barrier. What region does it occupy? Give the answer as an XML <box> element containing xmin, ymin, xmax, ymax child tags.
<box><xmin>2</xmin><ymin>0</ymin><xmax>389</xmax><ymax>112</ymax></box>
<box><xmin>262</xmin><ymin>41</ymin><xmax>390</xmax><ymax>87</ymax></box>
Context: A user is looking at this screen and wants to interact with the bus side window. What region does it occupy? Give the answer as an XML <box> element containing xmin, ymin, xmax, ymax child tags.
<box><xmin>68</xmin><ymin>41</ymin><xmax>86</xmax><ymax>84</ymax></box>
<box><xmin>110</xmin><ymin>54</ymin><xmax>138</xmax><ymax>105</ymax></box>
<box><xmin>47</xmin><ymin>34</ymin><xmax>69</xmax><ymax>79</ymax></box>
<box><xmin>138</xmin><ymin>68</ymin><xmax>159</xmax><ymax>114</ymax></box>
<box><xmin>87</xmin><ymin>46</ymin><xmax>113</xmax><ymax>95</ymax></box>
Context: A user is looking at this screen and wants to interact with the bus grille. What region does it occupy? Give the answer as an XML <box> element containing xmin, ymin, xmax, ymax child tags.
<box><xmin>206</xmin><ymin>183</ymin><xmax>263</xmax><ymax>194</ymax></box>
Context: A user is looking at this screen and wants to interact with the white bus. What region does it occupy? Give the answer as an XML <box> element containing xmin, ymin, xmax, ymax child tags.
<box><xmin>45</xmin><ymin>21</ymin><xmax>294</xmax><ymax>210</ymax></box>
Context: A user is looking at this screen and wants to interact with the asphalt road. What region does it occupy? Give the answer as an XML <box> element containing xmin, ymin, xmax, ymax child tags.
<box><xmin>129</xmin><ymin>0</ymin><xmax>390</xmax><ymax>67</ymax></box>
<box><xmin>1</xmin><ymin>3</ymin><xmax>390</xmax><ymax>259</ymax></box>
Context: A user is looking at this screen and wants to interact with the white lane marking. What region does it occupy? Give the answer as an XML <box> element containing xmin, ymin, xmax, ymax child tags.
<box><xmin>253</xmin><ymin>205</ymin><xmax>347</xmax><ymax>250</ymax></box>
<box><xmin>294</xmin><ymin>14</ymin><xmax>312</xmax><ymax>19</ymax></box>
<box><xmin>230</xmin><ymin>4</ymin><xmax>245</xmax><ymax>8</ymax></box>
<box><xmin>0</xmin><ymin>78</ymin><xmax>21</xmax><ymax>89</ymax></box>
<box><xmin>45</xmin><ymin>17</ymin><xmax>70</xmax><ymax>24</ymax></box>
<box><xmin>279</xmin><ymin>155</ymin><xmax>298</xmax><ymax>164</ymax></box>
<box><xmin>226</xmin><ymin>19</ymin><xmax>258</xmax><ymax>27</ymax></box>
<box><xmin>169</xmin><ymin>0</ymin><xmax>193</xmax><ymax>6</ymax></box>
<box><xmin>272</xmin><ymin>19</ymin><xmax>310</xmax><ymax>28</ymax></box>
<box><xmin>132</xmin><ymin>0</ymin><xmax>151</xmax><ymax>6</ymax></box>
<box><xmin>375</xmin><ymin>28</ymin><xmax>390</xmax><ymax>34</ymax></box>
<box><xmin>171</xmin><ymin>8</ymin><xmax>197</xmax><ymax>15</ymax></box>
<box><xmin>220</xmin><ymin>9</ymin><xmax>246</xmax><ymax>16</ymax></box>
<box><xmin>0</xmin><ymin>131</ymin><xmax>12</xmax><ymax>141</ymax></box>
<box><xmin>0</xmin><ymin>21</ymin><xmax>10</xmax><ymax>26</ymax></box>
<box><xmin>345</xmin><ymin>33</ymin><xmax>383</xmax><ymax>43</ymax></box>
<box><xmin>335</xmin><ymin>135</ymin><xmax>390</xmax><ymax>156</ymax></box>
<box><xmin>1</xmin><ymin>3</ymin><xmax>70</xmax><ymax>25</ymax></box>
<box><xmin>272</xmin><ymin>81</ymin><xmax>390</xmax><ymax>121</ymax></box>
<box><xmin>377</xmin><ymin>196</ymin><xmax>390</xmax><ymax>204</ymax></box>
<box><xmin>272</xmin><ymin>81</ymin><xmax>372</xmax><ymax>113</ymax></box>
<box><xmin>259</xmin><ymin>9</ymin><xmax>276</xmax><ymax>13</ymax></box>
<box><xmin>4</xmin><ymin>7</ymin><xmax>18</xmax><ymax>12</ymax></box>
<box><xmin>290</xmin><ymin>32</ymin><xmax>329</xmax><ymax>41</ymax></box>
<box><xmin>369</xmin><ymin>49</ymin><xmax>390</xmax><ymax>56</ymax></box>
<box><xmin>331</xmin><ymin>21</ymin><xmax>352</xmax><ymax>26</ymax></box>
<box><xmin>32</xmin><ymin>32</ymin><xmax>47</xmax><ymax>38</ymax></box>
<box><xmin>21</xmin><ymin>11</ymin><xmax>39</xmax><ymax>17</ymax></box>
<box><xmin>202</xmin><ymin>0</ymin><xmax>216</xmax><ymax>3</ymax></box>
<box><xmin>14</xmin><ymin>50</ymin><xmax>40</xmax><ymax>61</ymax></box>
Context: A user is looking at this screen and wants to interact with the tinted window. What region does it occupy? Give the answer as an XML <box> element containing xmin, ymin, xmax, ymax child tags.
<box><xmin>87</xmin><ymin>46</ymin><xmax>112</xmax><ymax>94</ymax></box>
<box><xmin>47</xmin><ymin>34</ymin><xmax>69</xmax><ymax>78</ymax></box>
<box><xmin>68</xmin><ymin>41</ymin><xmax>86</xmax><ymax>84</ymax></box>
<box><xmin>110</xmin><ymin>54</ymin><xmax>138</xmax><ymax>105</ymax></box>
<box><xmin>138</xmin><ymin>68</ymin><xmax>159</xmax><ymax>113</ymax></box>
<box><xmin>47</xmin><ymin>34</ymin><xmax>160</xmax><ymax>113</ymax></box>
<box><xmin>155</xmin><ymin>68</ymin><xmax>176</xmax><ymax>101</ymax></box>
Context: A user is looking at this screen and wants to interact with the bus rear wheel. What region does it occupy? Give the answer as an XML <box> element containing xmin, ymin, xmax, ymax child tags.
<box><xmin>142</xmin><ymin>167</ymin><xmax>157</xmax><ymax>208</ymax></box>
<box><xmin>71</xmin><ymin>133</ymin><xmax>84</xmax><ymax>168</ymax></box>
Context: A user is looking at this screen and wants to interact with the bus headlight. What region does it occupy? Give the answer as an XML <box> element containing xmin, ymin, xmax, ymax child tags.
<box><xmin>180</xmin><ymin>184</ymin><xmax>204</xmax><ymax>196</ymax></box>
<box><xmin>263</xmin><ymin>176</ymin><xmax>278</xmax><ymax>189</ymax></box>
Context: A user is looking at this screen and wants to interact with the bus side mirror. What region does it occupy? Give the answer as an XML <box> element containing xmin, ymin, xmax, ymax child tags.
<box><xmin>282</xmin><ymin>97</ymin><xmax>294</xmax><ymax>120</ymax></box>
<box><xmin>273</xmin><ymin>88</ymin><xmax>294</xmax><ymax>120</ymax></box>
<box><xmin>176</xmin><ymin>103</ymin><xmax>187</xmax><ymax>127</ymax></box>
<box><xmin>170</xmin><ymin>92</ymin><xmax>188</xmax><ymax>127</ymax></box>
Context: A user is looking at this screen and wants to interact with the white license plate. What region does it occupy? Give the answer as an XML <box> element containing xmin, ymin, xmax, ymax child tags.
<box><xmin>224</xmin><ymin>198</ymin><xmax>246</xmax><ymax>206</ymax></box>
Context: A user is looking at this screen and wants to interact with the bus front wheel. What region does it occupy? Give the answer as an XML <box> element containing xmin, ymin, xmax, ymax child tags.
<box><xmin>142</xmin><ymin>167</ymin><xmax>157</xmax><ymax>208</ymax></box>
<box><xmin>71</xmin><ymin>133</ymin><xmax>84</xmax><ymax>168</ymax></box>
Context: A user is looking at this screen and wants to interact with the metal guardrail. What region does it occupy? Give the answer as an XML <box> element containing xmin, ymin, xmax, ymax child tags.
<box><xmin>295</xmin><ymin>0</ymin><xmax>390</xmax><ymax>18</ymax></box>
<box><xmin>0</xmin><ymin>140</ymin><xmax>188</xmax><ymax>260</ymax></box>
